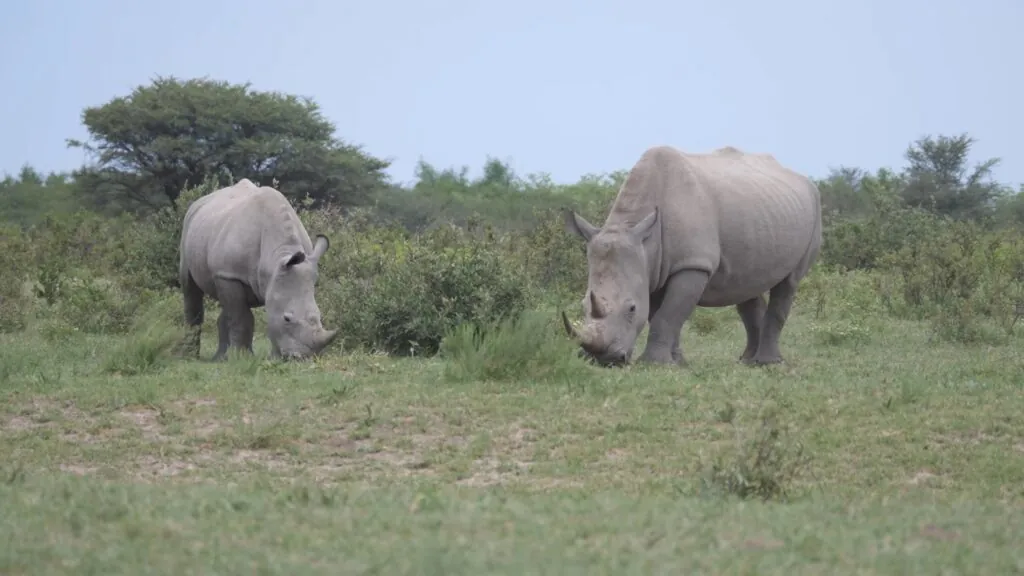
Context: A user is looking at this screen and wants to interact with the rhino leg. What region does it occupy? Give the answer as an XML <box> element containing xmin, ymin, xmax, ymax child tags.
<box><xmin>638</xmin><ymin>270</ymin><xmax>709</xmax><ymax>366</ymax></box>
<box><xmin>213</xmin><ymin>312</ymin><xmax>230</xmax><ymax>361</ymax></box>
<box><xmin>180</xmin><ymin>273</ymin><xmax>204</xmax><ymax>359</ymax></box>
<box><xmin>647</xmin><ymin>286</ymin><xmax>683</xmax><ymax>363</ymax></box>
<box><xmin>744</xmin><ymin>276</ymin><xmax>797</xmax><ymax>366</ymax></box>
<box><xmin>736</xmin><ymin>294</ymin><xmax>767</xmax><ymax>362</ymax></box>
<box><xmin>211</xmin><ymin>279</ymin><xmax>255</xmax><ymax>361</ymax></box>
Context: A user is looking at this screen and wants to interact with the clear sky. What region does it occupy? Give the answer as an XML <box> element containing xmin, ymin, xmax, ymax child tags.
<box><xmin>2</xmin><ymin>0</ymin><xmax>1021</xmax><ymax>187</ymax></box>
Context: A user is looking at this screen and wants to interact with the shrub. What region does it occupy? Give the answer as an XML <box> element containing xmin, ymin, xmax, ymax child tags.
<box><xmin>320</xmin><ymin>220</ymin><xmax>533</xmax><ymax>356</ymax></box>
<box><xmin>39</xmin><ymin>271</ymin><xmax>153</xmax><ymax>335</ymax></box>
<box><xmin>0</xmin><ymin>223</ymin><xmax>36</xmax><ymax>332</ymax></box>
<box><xmin>701</xmin><ymin>399</ymin><xmax>813</xmax><ymax>502</ymax></box>
<box><xmin>114</xmin><ymin>178</ymin><xmax>219</xmax><ymax>293</ymax></box>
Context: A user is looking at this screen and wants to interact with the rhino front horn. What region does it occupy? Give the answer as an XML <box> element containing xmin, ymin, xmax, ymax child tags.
<box><xmin>317</xmin><ymin>328</ymin><xmax>339</xmax><ymax>351</ymax></box>
<box><xmin>561</xmin><ymin>311</ymin><xmax>580</xmax><ymax>340</ymax></box>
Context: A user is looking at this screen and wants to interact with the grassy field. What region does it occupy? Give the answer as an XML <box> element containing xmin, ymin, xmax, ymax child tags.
<box><xmin>2</xmin><ymin>300</ymin><xmax>1023</xmax><ymax>574</ymax></box>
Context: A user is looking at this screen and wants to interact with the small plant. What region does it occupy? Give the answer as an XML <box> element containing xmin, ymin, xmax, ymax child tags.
<box><xmin>701</xmin><ymin>400</ymin><xmax>813</xmax><ymax>502</ymax></box>
<box><xmin>714</xmin><ymin>401</ymin><xmax>736</xmax><ymax>424</ymax></box>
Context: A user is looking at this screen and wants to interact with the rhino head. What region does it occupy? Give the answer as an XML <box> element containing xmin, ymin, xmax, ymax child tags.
<box><xmin>264</xmin><ymin>234</ymin><xmax>339</xmax><ymax>360</ymax></box>
<box><xmin>561</xmin><ymin>208</ymin><xmax>659</xmax><ymax>366</ymax></box>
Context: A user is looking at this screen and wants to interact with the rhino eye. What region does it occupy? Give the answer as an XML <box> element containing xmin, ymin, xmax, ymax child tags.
<box><xmin>628</xmin><ymin>304</ymin><xmax>636</xmax><ymax>313</ymax></box>
<box><xmin>283</xmin><ymin>313</ymin><xmax>293</xmax><ymax>323</ymax></box>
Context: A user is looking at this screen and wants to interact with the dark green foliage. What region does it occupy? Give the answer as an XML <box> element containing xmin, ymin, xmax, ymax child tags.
<box><xmin>0</xmin><ymin>166</ymin><xmax>83</xmax><ymax>227</ymax></box>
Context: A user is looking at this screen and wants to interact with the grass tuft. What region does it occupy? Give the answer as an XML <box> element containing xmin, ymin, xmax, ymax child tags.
<box><xmin>439</xmin><ymin>310</ymin><xmax>593</xmax><ymax>384</ymax></box>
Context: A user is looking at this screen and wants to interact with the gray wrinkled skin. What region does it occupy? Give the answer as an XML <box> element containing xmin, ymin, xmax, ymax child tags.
<box><xmin>562</xmin><ymin>145</ymin><xmax>822</xmax><ymax>367</ymax></box>
<box><xmin>179</xmin><ymin>179</ymin><xmax>339</xmax><ymax>361</ymax></box>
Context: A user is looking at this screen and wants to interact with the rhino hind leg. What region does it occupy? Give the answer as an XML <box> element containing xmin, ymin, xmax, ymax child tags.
<box><xmin>735</xmin><ymin>295</ymin><xmax>767</xmax><ymax>362</ymax></box>
<box><xmin>179</xmin><ymin>272</ymin><xmax>204</xmax><ymax>359</ymax></box>
<box><xmin>211</xmin><ymin>279</ymin><xmax>256</xmax><ymax>361</ymax></box>
<box><xmin>638</xmin><ymin>269</ymin><xmax>709</xmax><ymax>366</ymax></box>
<box><xmin>743</xmin><ymin>276</ymin><xmax>798</xmax><ymax>366</ymax></box>
<box><xmin>212</xmin><ymin>312</ymin><xmax>230</xmax><ymax>361</ymax></box>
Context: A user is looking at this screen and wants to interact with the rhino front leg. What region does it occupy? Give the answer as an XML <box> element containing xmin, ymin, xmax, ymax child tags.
<box><xmin>745</xmin><ymin>276</ymin><xmax>797</xmax><ymax>366</ymax></box>
<box><xmin>736</xmin><ymin>294</ymin><xmax>766</xmax><ymax>362</ymax></box>
<box><xmin>638</xmin><ymin>269</ymin><xmax>709</xmax><ymax>366</ymax></box>
<box><xmin>211</xmin><ymin>279</ymin><xmax>256</xmax><ymax>361</ymax></box>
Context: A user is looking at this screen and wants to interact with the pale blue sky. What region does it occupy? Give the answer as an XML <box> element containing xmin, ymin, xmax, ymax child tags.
<box><xmin>2</xmin><ymin>0</ymin><xmax>1021</xmax><ymax>187</ymax></box>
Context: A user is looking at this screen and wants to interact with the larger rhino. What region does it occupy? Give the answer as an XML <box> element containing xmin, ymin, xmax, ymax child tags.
<box><xmin>561</xmin><ymin>145</ymin><xmax>821</xmax><ymax>367</ymax></box>
<box><xmin>179</xmin><ymin>178</ymin><xmax>339</xmax><ymax>361</ymax></box>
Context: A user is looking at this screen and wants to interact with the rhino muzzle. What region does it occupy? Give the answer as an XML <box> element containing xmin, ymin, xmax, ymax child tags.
<box><xmin>278</xmin><ymin>328</ymin><xmax>339</xmax><ymax>361</ymax></box>
<box><xmin>560</xmin><ymin>311</ymin><xmax>629</xmax><ymax>367</ymax></box>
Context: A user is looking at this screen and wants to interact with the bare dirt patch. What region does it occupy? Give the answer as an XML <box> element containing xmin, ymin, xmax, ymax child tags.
<box><xmin>907</xmin><ymin>470</ymin><xmax>939</xmax><ymax>486</ymax></box>
<box><xmin>59</xmin><ymin>463</ymin><xmax>98</xmax><ymax>476</ymax></box>
<box><xmin>118</xmin><ymin>405</ymin><xmax>166</xmax><ymax>441</ymax></box>
<box><xmin>4</xmin><ymin>398</ymin><xmax>94</xmax><ymax>434</ymax></box>
<box><xmin>918</xmin><ymin>523</ymin><xmax>961</xmax><ymax>542</ymax></box>
<box><xmin>931</xmin><ymin>430</ymin><xmax>1002</xmax><ymax>449</ymax></box>
<box><xmin>4</xmin><ymin>416</ymin><xmax>37</xmax><ymax>433</ymax></box>
<box><xmin>454</xmin><ymin>422</ymin><xmax>539</xmax><ymax>487</ymax></box>
<box><xmin>132</xmin><ymin>455</ymin><xmax>200</xmax><ymax>481</ymax></box>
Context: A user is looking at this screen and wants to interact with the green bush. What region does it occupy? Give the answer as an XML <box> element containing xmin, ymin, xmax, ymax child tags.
<box><xmin>0</xmin><ymin>223</ymin><xmax>35</xmax><ymax>332</ymax></box>
<box><xmin>114</xmin><ymin>178</ymin><xmax>219</xmax><ymax>293</ymax></box>
<box><xmin>314</xmin><ymin>218</ymin><xmax>533</xmax><ymax>356</ymax></box>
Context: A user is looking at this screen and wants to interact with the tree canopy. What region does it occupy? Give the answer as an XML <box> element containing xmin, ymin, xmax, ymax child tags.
<box><xmin>816</xmin><ymin>133</ymin><xmax>1014</xmax><ymax>224</ymax></box>
<box><xmin>1</xmin><ymin>74</ymin><xmax>1021</xmax><ymax>234</ymax></box>
<box><xmin>66</xmin><ymin>76</ymin><xmax>392</xmax><ymax>213</ymax></box>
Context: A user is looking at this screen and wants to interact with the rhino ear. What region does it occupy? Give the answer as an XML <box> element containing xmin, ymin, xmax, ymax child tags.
<box><xmin>630</xmin><ymin>208</ymin><xmax>659</xmax><ymax>241</ymax></box>
<box><xmin>310</xmin><ymin>234</ymin><xmax>329</xmax><ymax>262</ymax></box>
<box><xmin>563</xmin><ymin>209</ymin><xmax>599</xmax><ymax>242</ymax></box>
<box><xmin>283</xmin><ymin>250</ymin><xmax>306</xmax><ymax>269</ymax></box>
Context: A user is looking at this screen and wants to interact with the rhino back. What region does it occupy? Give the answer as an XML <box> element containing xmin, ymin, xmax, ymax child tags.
<box><xmin>608</xmin><ymin>146</ymin><xmax>820</xmax><ymax>304</ymax></box>
<box><xmin>683</xmin><ymin>148</ymin><xmax>820</xmax><ymax>303</ymax></box>
<box><xmin>181</xmin><ymin>181</ymin><xmax>313</xmax><ymax>303</ymax></box>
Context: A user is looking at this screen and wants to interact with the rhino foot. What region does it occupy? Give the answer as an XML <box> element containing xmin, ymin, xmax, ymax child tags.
<box><xmin>637</xmin><ymin>349</ymin><xmax>685</xmax><ymax>367</ymax></box>
<box><xmin>741</xmin><ymin>355</ymin><xmax>784</xmax><ymax>367</ymax></box>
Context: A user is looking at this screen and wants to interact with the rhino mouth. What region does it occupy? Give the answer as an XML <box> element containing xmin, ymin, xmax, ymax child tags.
<box><xmin>560</xmin><ymin>311</ymin><xmax>629</xmax><ymax>368</ymax></box>
<box><xmin>274</xmin><ymin>328</ymin><xmax>339</xmax><ymax>361</ymax></box>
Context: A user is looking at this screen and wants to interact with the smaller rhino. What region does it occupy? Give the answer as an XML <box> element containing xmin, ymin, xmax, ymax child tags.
<box><xmin>178</xmin><ymin>179</ymin><xmax>339</xmax><ymax>360</ymax></box>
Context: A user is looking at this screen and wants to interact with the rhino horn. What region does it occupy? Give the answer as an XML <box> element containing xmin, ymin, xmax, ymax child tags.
<box><xmin>561</xmin><ymin>311</ymin><xmax>581</xmax><ymax>340</ymax></box>
<box><xmin>313</xmin><ymin>328</ymin><xmax>339</xmax><ymax>353</ymax></box>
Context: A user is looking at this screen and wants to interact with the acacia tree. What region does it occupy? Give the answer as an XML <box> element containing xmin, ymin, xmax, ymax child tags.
<box><xmin>67</xmin><ymin>76</ymin><xmax>391</xmax><ymax>214</ymax></box>
<box><xmin>899</xmin><ymin>133</ymin><xmax>1009</xmax><ymax>221</ymax></box>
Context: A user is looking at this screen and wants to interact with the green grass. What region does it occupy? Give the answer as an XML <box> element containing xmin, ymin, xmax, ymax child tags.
<box><xmin>2</xmin><ymin>303</ymin><xmax>1024</xmax><ymax>574</ymax></box>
